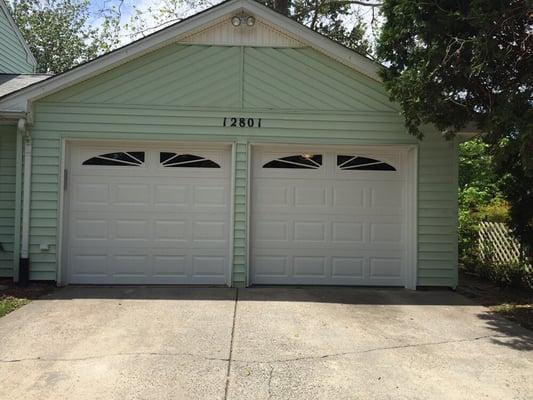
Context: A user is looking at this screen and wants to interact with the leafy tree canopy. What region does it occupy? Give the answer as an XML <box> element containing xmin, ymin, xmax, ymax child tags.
<box><xmin>9</xmin><ymin>0</ymin><xmax>121</xmax><ymax>73</ymax></box>
<box><xmin>376</xmin><ymin>0</ymin><xmax>532</xmax><ymax>255</ymax></box>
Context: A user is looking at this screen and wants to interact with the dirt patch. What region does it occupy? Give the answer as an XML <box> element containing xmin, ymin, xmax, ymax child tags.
<box><xmin>0</xmin><ymin>279</ymin><xmax>56</xmax><ymax>318</ymax></box>
<box><xmin>457</xmin><ymin>272</ymin><xmax>533</xmax><ymax>331</ymax></box>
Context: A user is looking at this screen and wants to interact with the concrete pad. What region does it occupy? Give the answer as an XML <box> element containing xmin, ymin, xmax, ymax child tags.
<box><xmin>228</xmin><ymin>287</ymin><xmax>533</xmax><ymax>400</ymax></box>
<box><xmin>0</xmin><ymin>286</ymin><xmax>236</xmax><ymax>400</ymax></box>
<box><xmin>0</xmin><ymin>286</ymin><xmax>531</xmax><ymax>400</ymax></box>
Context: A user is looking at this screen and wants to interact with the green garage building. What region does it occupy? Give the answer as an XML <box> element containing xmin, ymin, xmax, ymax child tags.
<box><xmin>0</xmin><ymin>0</ymin><xmax>464</xmax><ymax>288</ymax></box>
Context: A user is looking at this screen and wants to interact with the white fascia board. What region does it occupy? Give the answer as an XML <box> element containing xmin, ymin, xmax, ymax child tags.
<box><xmin>0</xmin><ymin>0</ymin><xmax>382</xmax><ymax>113</ymax></box>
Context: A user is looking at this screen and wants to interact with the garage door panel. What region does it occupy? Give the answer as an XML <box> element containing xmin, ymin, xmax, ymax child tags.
<box><xmin>293</xmin><ymin>256</ymin><xmax>327</xmax><ymax>277</ymax></box>
<box><xmin>66</xmin><ymin>143</ymin><xmax>231</xmax><ymax>285</ymax></box>
<box><xmin>294</xmin><ymin>186</ymin><xmax>328</xmax><ymax>207</ymax></box>
<box><xmin>332</xmin><ymin>186</ymin><xmax>365</xmax><ymax>208</ymax></box>
<box><xmin>370</xmin><ymin>223</ymin><xmax>402</xmax><ymax>243</ymax></box>
<box><xmin>192</xmin><ymin>256</ymin><xmax>227</xmax><ymax>277</ymax></box>
<box><xmin>369</xmin><ymin>257</ymin><xmax>403</xmax><ymax>278</ymax></box>
<box><xmin>154</xmin><ymin>184</ymin><xmax>189</xmax><ymax>206</ymax></box>
<box><xmin>69</xmin><ymin>252</ymin><xmax>108</xmax><ymax>276</ymax></box>
<box><xmin>253</xmin><ymin>256</ymin><xmax>288</xmax><ymax>277</ymax></box>
<box><xmin>255</xmin><ymin>185</ymin><xmax>290</xmax><ymax>207</ymax></box>
<box><xmin>154</xmin><ymin>220</ymin><xmax>189</xmax><ymax>242</ymax></box>
<box><xmin>332</xmin><ymin>221</ymin><xmax>364</xmax><ymax>243</ymax></box>
<box><xmin>293</xmin><ymin>222</ymin><xmax>326</xmax><ymax>241</ymax></box>
<box><xmin>153</xmin><ymin>255</ymin><xmax>188</xmax><ymax>277</ymax></box>
<box><xmin>331</xmin><ymin>257</ymin><xmax>365</xmax><ymax>278</ymax></box>
<box><xmin>254</xmin><ymin>220</ymin><xmax>289</xmax><ymax>241</ymax></box>
<box><xmin>251</xmin><ymin>148</ymin><xmax>408</xmax><ymax>286</ymax></box>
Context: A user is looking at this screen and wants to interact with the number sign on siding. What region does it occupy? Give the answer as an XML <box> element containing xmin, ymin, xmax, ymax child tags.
<box><xmin>223</xmin><ymin>117</ymin><xmax>262</xmax><ymax>128</ymax></box>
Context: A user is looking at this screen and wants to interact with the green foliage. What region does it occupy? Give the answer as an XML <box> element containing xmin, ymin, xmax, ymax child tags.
<box><xmin>0</xmin><ymin>296</ymin><xmax>29</xmax><ymax>318</ymax></box>
<box><xmin>457</xmin><ymin>139</ymin><xmax>508</xmax><ymax>264</ymax></box>
<box><xmin>376</xmin><ymin>0</ymin><xmax>533</xmax><ymax>257</ymax></box>
<box><xmin>288</xmin><ymin>0</ymin><xmax>372</xmax><ymax>55</ymax></box>
<box><xmin>9</xmin><ymin>0</ymin><xmax>121</xmax><ymax>73</ymax></box>
<box><xmin>476</xmin><ymin>254</ymin><xmax>533</xmax><ymax>290</ymax></box>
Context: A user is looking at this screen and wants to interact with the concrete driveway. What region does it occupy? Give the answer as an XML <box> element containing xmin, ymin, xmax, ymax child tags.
<box><xmin>0</xmin><ymin>287</ymin><xmax>531</xmax><ymax>400</ymax></box>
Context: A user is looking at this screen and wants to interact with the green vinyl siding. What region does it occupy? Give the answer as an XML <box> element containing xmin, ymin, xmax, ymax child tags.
<box><xmin>233</xmin><ymin>141</ymin><xmax>248</xmax><ymax>286</ymax></box>
<box><xmin>0</xmin><ymin>5</ymin><xmax>34</xmax><ymax>73</ymax></box>
<box><xmin>28</xmin><ymin>44</ymin><xmax>458</xmax><ymax>287</ymax></box>
<box><xmin>0</xmin><ymin>125</ymin><xmax>17</xmax><ymax>276</ymax></box>
<box><xmin>417</xmin><ymin>134</ymin><xmax>459</xmax><ymax>287</ymax></box>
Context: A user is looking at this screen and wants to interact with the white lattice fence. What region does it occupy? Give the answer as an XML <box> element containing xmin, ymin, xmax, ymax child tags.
<box><xmin>479</xmin><ymin>221</ymin><xmax>522</xmax><ymax>264</ymax></box>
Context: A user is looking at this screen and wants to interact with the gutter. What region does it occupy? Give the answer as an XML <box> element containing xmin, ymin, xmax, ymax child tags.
<box><xmin>0</xmin><ymin>111</ymin><xmax>26</xmax><ymax>121</ymax></box>
<box><xmin>17</xmin><ymin>118</ymin><xmax>31</xmax><ymax>285</ymax></box>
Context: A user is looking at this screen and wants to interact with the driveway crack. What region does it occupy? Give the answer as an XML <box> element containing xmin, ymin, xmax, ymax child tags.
<box><xmin>230</xmin><ymin>333</ymin><xmax>508</xmax><ymax>365</ymax></box>
<box><xmin>0</xmin><ymin>352</ymin><xmax>229</xmax><ymax>363</ymax></box>
<box><xmin>0</xmin><ymin>333</ymin><xmax>506</xmax><ymax>366</ymax></box>
<box><xmin>267</xmin><ymin>365</ymin><xmax>274</xmax><ymax>400</ymax></box>
<box><xmin>223</xmin><ymin>287</ymin><xmax>239</xmax><ymax>400</ymax></box>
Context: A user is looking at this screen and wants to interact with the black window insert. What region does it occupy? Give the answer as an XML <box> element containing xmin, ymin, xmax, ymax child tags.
<box><xmin>82</xmin><ymin>152</ymin><xmax>145</xmax><ymax>166</ymax></box>
<box><xmin>337</xmin><ymin>155</ymin><xmax>396</xmax><ymax>171</ymax></box>
<box><xmin>263</xmin><ymin>154</ymin><xmax>323</xmax><ymax>169</ymax></box>
<box><xmin>160</xmin><ymin>152</ymin><xmax>220</xmax><ymax>168</ymax></box>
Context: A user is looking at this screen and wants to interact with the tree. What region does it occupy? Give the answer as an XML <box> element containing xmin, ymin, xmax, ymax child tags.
<box><xmin>457</xmin><ymin>140</ymin><xmax>507</xmax><ymax>265</ymax></box>
<box><xmin>376</xmin><ymin>0</ymin><xmax>532</xmax><ymax>256</ymax></box>
<box><xmin>9</xmin><ymin>0</ymin><xmax>121</xmax><ymax>73</ymax></box>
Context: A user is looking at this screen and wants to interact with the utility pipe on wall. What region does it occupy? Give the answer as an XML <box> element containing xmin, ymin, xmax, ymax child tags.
<box><xmin>18</xmin><ymin>118</ymin><xmax>31</xmax><ymax>286</ymax></box>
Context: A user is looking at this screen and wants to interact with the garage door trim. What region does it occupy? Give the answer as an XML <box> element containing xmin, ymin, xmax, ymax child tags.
<box><xmin>58</xmin><ymin>139</ymin><xmax>235</xmax><ymax>286</ymax></box>
<box><xmin>248</xmin><ymin>143</ymin><xmax>418</xmax><ymax>289</ymax></box>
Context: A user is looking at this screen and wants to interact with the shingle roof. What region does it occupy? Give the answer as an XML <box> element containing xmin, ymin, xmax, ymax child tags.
<box><xmin>0</xmin><ymin>74</ymin><xmax>51</xmax><ymax>98</ymax></box>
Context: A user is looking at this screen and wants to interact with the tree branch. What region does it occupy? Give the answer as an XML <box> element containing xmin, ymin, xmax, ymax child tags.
<box><xmin>328</xmin><ymin>0</ymin><xmax>383</xmax><ymax>6</ymax></box>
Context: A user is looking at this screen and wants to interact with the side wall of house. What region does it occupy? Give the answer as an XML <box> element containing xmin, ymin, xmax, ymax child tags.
<box><xmin>418</xmin><ymin>132</ymin><xmax>458</xmax><ymax>286</ymax></box>
<box><xmin>0</xmin><ymin>125</ymin><xmax>17</xmax><ymax>276</ymax></box>
<box><xmin>0</xmin><ymin>5</ymin><xmax>34</xmax><ymax>73</ymax></box>
<box><xmin>27</xmin><ymin>44</ymin><xmax>458</xmax><ymax>287</ymax></box>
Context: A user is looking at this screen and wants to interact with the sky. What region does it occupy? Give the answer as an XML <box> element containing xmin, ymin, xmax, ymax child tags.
<box><xmin>87</xmin><ymin>0</ymin><xmax>381</xmax><ymax>47</ymax></box>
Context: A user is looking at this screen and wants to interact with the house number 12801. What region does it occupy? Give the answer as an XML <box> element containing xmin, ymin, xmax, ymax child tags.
<box><xmin>223</xmin><ymin>117</ymin><xmax>262</xmax><ymax>128</ymax></box>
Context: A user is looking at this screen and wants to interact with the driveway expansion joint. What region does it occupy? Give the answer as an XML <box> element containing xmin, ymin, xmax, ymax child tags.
<box><xmin>223</xmin><ymin>288</ymin><xmax>239</xmax><ymax>400</ymax></box>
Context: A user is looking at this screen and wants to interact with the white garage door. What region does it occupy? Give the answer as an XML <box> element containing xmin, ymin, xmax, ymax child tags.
<box><xmin>251</xmin><ymin>146</ymin><xmax>411</xmax><ymax>286</ymax></box>
<box><xmin>65</xmin><ymin>143</ymin><xmax>231</xmax><ymax>285</ymax></box>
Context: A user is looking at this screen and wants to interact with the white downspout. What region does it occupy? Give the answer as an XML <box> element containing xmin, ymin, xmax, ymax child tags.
<box><xmin>19</xmin><ymin>118</ymin><xmax>31</xmax><ymax>285</ymax></box>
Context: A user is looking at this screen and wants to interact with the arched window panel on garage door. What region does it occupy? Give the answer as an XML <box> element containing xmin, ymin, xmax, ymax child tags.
<box><xmin>337</xmin><ymin>155</ymin><xmax>396</xmax><ymax>171</ymax></box>
<box><xmin>263</xmin><ymin>154</ymin><xmax>323</xmax><ymax>169</ymax></box>
<box><xmin>82</xmin><ymin>152</ymin><xmax>145</xmax><ymax>166</ymax></box>
<box><xmin>160</xmin><ymin>152</ymin><xmax>220</xmax><ymax>168</ymax></box>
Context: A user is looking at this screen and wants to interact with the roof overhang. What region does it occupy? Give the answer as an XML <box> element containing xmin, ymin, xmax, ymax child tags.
<box><xmin>0</xmin><ymin>0</ymin><xmax>382</xmax><ymax>117</ymax></box>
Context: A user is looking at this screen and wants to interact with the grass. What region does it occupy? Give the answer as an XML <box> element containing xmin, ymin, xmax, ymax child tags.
<box><xmin>0</xmin><ymin>279</ymin><xmax>55</xmax><ymax>318</ymax></box>
<box><xmin>490</xmin><ymin>303</ymin><xmax>533</xmax><ymax>331</ymax></box>
<box><xmin>0</xmin><ymin>296</ymin><xmax>30</xmax><ymax>318</ymax></box>
<box><xmin>457</xmin><ymin>272</ymin><xmax>533</xmax><ymax>331</ymax></box>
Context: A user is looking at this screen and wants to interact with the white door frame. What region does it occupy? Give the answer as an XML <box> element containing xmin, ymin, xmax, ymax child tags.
<box><xmin>248</xmin><ymin>143</ymin><xmax>418</xmax><ymax>289</ymax></box>
<box><xmin>57</xmin><ymin>138</ymin><xmax>235</xmax><ymax>286</ymax></box>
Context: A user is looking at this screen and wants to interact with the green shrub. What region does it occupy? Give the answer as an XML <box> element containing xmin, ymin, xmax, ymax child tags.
<box><xmin>477</xmin><ymin>258</ymin><xmax>533</xmax><ymax>290</ymax></box>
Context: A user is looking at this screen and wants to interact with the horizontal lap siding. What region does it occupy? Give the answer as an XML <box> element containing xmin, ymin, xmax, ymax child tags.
<box><xmin>233</xmin><ymin>141</ymin><xmax>248</xmax><ymax>286</ymax></box>
<box><xmin>0</xmin><ymin>126</ymin><xmax>16</xmax><ymax>276</ymax></box>
<box><xmin>418</xmin><ymin>136</ymin><xmax>458</xmax><ymax>287</ymax></box>
<box><xmin>31</xmin><ymin>104</ymin><xmax>414</xmax><ymax>283</ymax></box>
<box><xmin>0</xmin><ymin>7</ymin><xmax>33</xmax><ymax>73</ymax></box>
<box><xmin>30</xmin><ymin>44</ymin><xmax>458</xmax><ymax>286</ymax></box>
